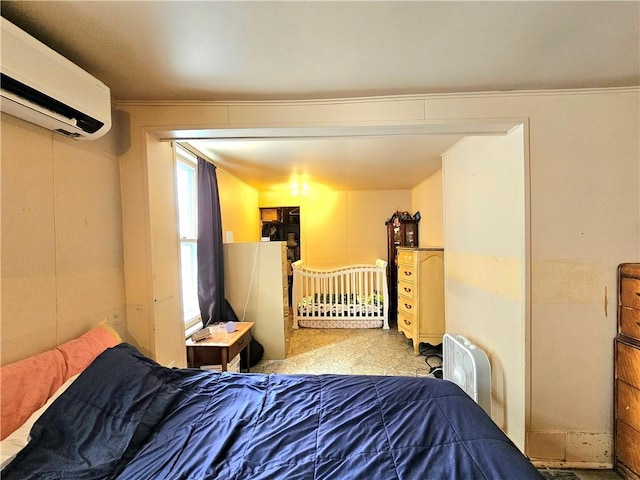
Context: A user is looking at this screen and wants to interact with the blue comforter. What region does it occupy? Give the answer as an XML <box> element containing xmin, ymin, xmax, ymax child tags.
<box><xmin>4</xmin><ymin>343</ymin><xmax>541</xmax><ymax>479</ymax></box>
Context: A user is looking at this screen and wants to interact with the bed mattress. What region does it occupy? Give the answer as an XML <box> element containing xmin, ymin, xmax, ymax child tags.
<box><xmin>3</xmin><ymin>343</ymin><xmax>542</xmax><ymax>479</ymax></box>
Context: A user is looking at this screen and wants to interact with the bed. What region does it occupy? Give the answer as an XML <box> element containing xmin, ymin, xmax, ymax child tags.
<box><xmin>0</xmin><ymin>329</ymin><xmax>543</xmax><ymax>479</ymax></box>
<box><xmin>292</xmin><ymin>259</ymin><xmax>390</xmax><ymax>330</ymax></box>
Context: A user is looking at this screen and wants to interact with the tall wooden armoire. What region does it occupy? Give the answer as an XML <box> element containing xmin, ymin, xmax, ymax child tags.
<box><xmin>385</xmin><ymin>213</ymin><xmax>419</xmax><ymax>325</ymax></box>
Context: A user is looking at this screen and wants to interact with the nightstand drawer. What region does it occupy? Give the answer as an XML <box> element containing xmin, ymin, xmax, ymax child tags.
<box><xmin>620</xmin><ymin>306</ymin><xmax>640</xmax><ymax>341</ymax></box>
<box><xmin>398</xmin><ymin>266</ymin><xmax>416</xmax><ymax>282</ymax></box>
<box><xmin>228</xmin><ymin>329</ymin><xmax>252</xmax><ymax>360</ymax></box>
<box><xmin>398</xmin><ymin>280</ymin><xmax>415</xmax><ymax>300</ymax></box>
<box><xmin>621</xmin><ymin>278</ymin><xmax>640</xmax><ymax>310</ymax></box>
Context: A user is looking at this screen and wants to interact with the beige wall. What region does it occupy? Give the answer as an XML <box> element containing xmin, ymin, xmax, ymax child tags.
<box><xmin>426</xmin><ymin>90</ymin><xmax>639</xmax><ymax>466</ymax></box>
<box><xmin>1</xmin><ymin>112</ymin><xmax>126</xmax><ymax>365</ymax></box>
<box><xmin>443</xmin><ymin>127</ymin><xmax>527</xmax><ymax>449</ymax></box>
<box><xmin>412</xmin><ymin>168</ymin><xmax>444</xmax><ymax>247</ymax></box>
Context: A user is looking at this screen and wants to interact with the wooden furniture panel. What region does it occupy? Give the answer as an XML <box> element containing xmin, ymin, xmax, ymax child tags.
<box><xmin>617</xmin><ymin>381</ymin><xmax>640</xmax><ymax>432</ymax></box>
<box><xmin>618</xmin><ymin>341</ymin><xmax>640</xmax><ymax>387</ymax></box>
<box><xmin>621</xmin><ymin>278</ymin><xmax>640</xmax><ymax>310</ymax></box>
<box><xmin>396</xmin><ymin>247</ymin><xmax>445</xmax><ymax>356</ymax></box>
<box><xmin>615</xmin><ymin>263</ymin><xmax>640</xmax><ymax>480</ymax></box>
<box><xmin>616</xmin><ymin>421</ymin><xmax>640</xmax><ymax>477</ymax></box>
<box><xmin>620</xmin><ymin>307</ymin><xmax>640</xmax><ymax>341</ymax></box>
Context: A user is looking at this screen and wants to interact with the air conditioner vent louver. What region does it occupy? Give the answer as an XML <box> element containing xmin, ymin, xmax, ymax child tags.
<box><xmin>443</xmin><ymin>333</ymin><xmax>491</xmax><ymax>414</ymax></box>
<box><xmin>55</xmin><ymin>129</ymin><xmax>82</xmax><ymax>138</ymax></box>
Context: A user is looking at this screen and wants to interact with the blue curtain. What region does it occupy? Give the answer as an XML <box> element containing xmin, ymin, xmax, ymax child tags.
<box><xmin>197</xmin><ymin>157</ymin><xmax>225</xmax><ymax>328</ymax></box>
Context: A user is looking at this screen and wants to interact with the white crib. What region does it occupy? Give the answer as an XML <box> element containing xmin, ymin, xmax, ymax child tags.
<box><xmin>292</xmin><ymin>259</ymin><xmax>389</xmax><ymax>330</ymax></box>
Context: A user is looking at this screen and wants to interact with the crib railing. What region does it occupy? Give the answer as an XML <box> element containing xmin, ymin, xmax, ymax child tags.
<box><xmin>292</xmin><ymin>259</ymin><xmax>389</xmax><ymax>329</ymax></box>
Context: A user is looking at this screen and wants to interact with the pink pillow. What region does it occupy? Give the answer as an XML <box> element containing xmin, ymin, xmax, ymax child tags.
<box><xmin>0</xmin><ymin>325</ymin><xmax>121</xmax><ymax>440</ymax></box>
<box><xmin>0</xmin><ymin>349</ymin><xmax>67</xmax><ymax>440</ymax></box>
<box><xmin>56</xmin><ymin>326</ymin><xmax>121</xmax><ymax>378</ymax></box>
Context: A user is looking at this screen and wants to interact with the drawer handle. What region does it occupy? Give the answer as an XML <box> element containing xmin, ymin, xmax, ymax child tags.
<box><xmin>403</xmin><ymin>271</ymin><xmax>412</xmax><ymax>277</ymax></box>
<box><xmin>404</xmin><ymin>303</ymin><xmax>412</xmax><ymax>310</ymax></box>
<box><xmin>403</xmin><ymin>287</ymin><xmax>411</xmax><ymax>293</ymax></box>
<box><xmin>403</xmin><ymin>319</ymin><xmax>411</xmax><ymax>325</ymax></box>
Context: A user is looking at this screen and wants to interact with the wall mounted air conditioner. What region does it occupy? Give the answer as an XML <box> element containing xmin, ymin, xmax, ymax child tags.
<box><xmin>1</xmin><ymin>17</ymin><xmax>111</xmax><ymax>140</ymax></box>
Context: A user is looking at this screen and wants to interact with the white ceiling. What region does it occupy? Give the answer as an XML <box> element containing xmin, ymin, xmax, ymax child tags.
<box><xmin>2</xmin><ymin>1</ymin><xmax>638</xmax><ymax>190</ymax></box>
<box><xmin>189</xmin><ymin>134</ymin><xmax>464</xmax><ymax>191</ymax></box>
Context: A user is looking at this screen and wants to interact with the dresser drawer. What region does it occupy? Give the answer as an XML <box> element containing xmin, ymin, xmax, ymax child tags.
<box><xmin>397</xmin><ymin>313</ymin><xmax>415</xmax><ymax>335</ymax></box>
<box><xmin>398</xmin><ymin>265</ymin><xmax>416</xmax><ymax>282</ymax></box>
<box><xmin>621</xmin><ymin>277</ymin><xmax>640</xmax><ymax>310</ymax></box>
<box><xmin>397</xmin><ymin>250</ymin><xmax>415</xmax><ymax>265</ymax></box>
<box><xmin>617</xmin><ymin>341</ymin><xmax>640</xmax><ymax>387</ymax></box>
<box><xmin>399</xmin><ymin>297</ymin><xmax>417</xmax><ymax>316</ymax></box>
<box><xmin>617</xmin><ymin>380</ymin><xmax>640</xmax><ymax>432</ymax></box>
<box><xmin>616</xmin><ymin>420</ymin><xmax>640</xmax><ymax>475</ymax></box>
<box><xmin>620</xmin><ymin>306</ymin><xmax>640</xmax><ymax>341</ymax></box>
<box><xmin>398</xmin><ymin>280</ymin><xmax>415</xmax><ymax>300</ymax></box>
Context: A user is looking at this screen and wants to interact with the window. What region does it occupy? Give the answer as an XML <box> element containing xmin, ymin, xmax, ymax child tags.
<box><xmin>175</xmin><ymin>145</ymin><xmax>200</xmax><ymax>330</ymax></box>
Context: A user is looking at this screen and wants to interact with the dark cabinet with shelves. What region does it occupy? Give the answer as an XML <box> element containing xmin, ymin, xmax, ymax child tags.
<box><xmin>260</xmin><ymin>207</ymin><xmax>300</xmax><ymax>306</ymax></box>
<box><xmin>385</xmin><ymin>213</ymin><xmax>419</xmax><ymax>325</ymax></box>
<box><xmin>260</xmin><ymin>207</ymin><xmax>300</xmax><ymax>259</ymax></box>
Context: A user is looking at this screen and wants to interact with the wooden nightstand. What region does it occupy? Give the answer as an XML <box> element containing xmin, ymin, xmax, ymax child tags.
<box><xmin>186</xmin><ymin>322</ymin><xmax>255</xmax><ymax>371</ymax></box>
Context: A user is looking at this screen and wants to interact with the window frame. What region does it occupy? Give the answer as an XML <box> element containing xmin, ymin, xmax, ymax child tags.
<box><xmin>175</xmin><ymin>144</ymin><xmax>201</xmax><ymax>333</ymax></box>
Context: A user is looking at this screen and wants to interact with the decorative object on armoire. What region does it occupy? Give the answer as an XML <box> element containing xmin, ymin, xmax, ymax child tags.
<box><xmin>396</xmin><ymin>247</ymin><xmax>445</xmax><ymax>356</ymax></box>
<box><xmin>614</xmin><ymin>263</ymin><xmax>640</xmax><ymax>479</ymax></box>
<box><xmin>385</xmin><ymin>210</ymin><xmax>419</xmax><ymax>324</ymax></box>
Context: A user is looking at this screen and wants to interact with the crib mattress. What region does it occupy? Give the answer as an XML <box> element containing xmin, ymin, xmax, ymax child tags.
<box><xmin>297</xmin><ymin>318</ymin><xmax>384</xmax><ymax>328</ymax></box>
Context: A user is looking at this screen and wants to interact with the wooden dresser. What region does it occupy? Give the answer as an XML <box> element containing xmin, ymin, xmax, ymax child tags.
<box><xmin>396</xmin><ymin>247</ymin><xmax>445</xmax><ymax>356</ymax></box>
<box><xmin>615</xmin><ymin>263</ymin><xmax>640</xmax><ymax>479</ymax></box>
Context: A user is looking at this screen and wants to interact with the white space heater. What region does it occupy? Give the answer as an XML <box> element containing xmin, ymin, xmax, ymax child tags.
<box><xmin>443</xmin><ymin>333</ymin><xmax>492</xmax><ymax>415</ymax></box>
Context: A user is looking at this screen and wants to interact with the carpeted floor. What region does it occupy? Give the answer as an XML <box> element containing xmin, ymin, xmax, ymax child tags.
<box><xmin>252</xmin><ymin>326</ymin><xmax>441</xmax><ymax>376</ymax></box>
